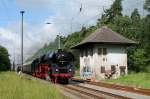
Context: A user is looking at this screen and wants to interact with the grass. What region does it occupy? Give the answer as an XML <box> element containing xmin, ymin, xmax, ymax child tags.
<box><xmin>105</xmin><ymin>72</ymin><xmax>150</xmax><ymax>89</ymax></box>
<box><xmin>0</xmin><ymin>72</ymin><xmax>65</xmax><ymax>99</ymax></box>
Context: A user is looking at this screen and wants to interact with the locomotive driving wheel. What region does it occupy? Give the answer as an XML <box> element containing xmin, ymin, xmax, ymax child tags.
<box><xmin>64</xmin><ymin>78</ymin><xmax>69</xmax><ymax>84</ymax></box>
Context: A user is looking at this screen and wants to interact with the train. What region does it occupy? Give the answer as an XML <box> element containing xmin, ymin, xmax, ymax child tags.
<box><xmin>18</xmin><ymin>49</ymin><xmax>75</xmax><ymax>83</ymax></box>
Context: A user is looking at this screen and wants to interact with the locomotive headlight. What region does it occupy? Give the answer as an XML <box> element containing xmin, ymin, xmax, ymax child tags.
<box><xmin>69</xmin><ymin>68</ymin><xmax>72</xmax><ymax>72</ymax></box>
<box><xmin>56</xmin><ymin>69</ymin><xmax>58</xmax><ymax>72</ymax></box>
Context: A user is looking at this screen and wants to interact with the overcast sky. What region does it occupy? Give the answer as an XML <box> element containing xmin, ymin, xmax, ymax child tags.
<box><xmin>0</xmin><ymin>0</ymin><xmax>146</xmax><ymax>64</ymax></box>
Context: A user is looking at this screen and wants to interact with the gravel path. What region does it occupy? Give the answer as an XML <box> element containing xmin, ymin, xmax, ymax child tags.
<box><xmin>77</xmin><ymin>83</ymin><xmax>150</xmax><ymax>99</ymax></box>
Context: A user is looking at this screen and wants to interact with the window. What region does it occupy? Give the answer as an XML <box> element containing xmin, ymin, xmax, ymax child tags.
<box><xmin>120</xmin><ymin>66</ymin><xmax>126</xmax><ymax>76</ymax></box>
<box><xmin>111</xmin><ymin>65</ymin><xmax>116</xmax><ymax>72</ymax></box>
<box><xmin>101</xmin><ymin>66</ymin><xmax>105</xmax><ymax>73</ymax></box>
<box><xmin>103</xmin><ymin>48</ymin><xmax>107</xmax><ymax>55</ymax></box>
<box><xmin>98</xmin><ymin>48</ymin><xmax>107</xmax><ymax>55</ymax></box>
<box><xmin>98</xmin><ymin>48</ymin><xmax>102</xmax><ymax>55</ymax></box>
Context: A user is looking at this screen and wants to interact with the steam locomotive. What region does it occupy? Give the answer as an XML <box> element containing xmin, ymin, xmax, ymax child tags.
<box><xmin>21</xmin><ymin>49</ymin><xmax>75</xmax><ymax>83</ymax></box>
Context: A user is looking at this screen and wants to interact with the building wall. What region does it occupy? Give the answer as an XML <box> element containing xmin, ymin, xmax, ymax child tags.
<box><xmin>107</xmin><ymin>45</ymin><xmax>127</xmax><ymax>78</ymax></box>
<box><xmin>80</xmin><ymin>44</ymin><xmax>128</xmax><ymax>80</ymax></box>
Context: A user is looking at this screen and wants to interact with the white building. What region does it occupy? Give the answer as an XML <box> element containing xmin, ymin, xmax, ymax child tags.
<box><xmin>73</xmin><ymin>26</ymin><xmax>136</xmax><ymax>80</ymax></box>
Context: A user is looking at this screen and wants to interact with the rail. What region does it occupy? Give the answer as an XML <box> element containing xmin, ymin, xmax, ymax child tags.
<box><xmin>71</xmin><ymin>77</ymin><xmax>150</xmax><ymax>96</ymax></box>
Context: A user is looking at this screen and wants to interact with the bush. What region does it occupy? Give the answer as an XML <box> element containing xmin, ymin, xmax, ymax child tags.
<box><xmin>0</xmin><ymin>45</ymin><xmax>11</xmax><ymax>71</ymax></box>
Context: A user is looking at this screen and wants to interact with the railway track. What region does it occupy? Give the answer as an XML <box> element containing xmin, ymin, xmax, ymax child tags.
<box><xmin>22</xmin><ymin>73</ymin><xmax>130</xmax><ymax>98</ymax></box>
<box><xmin>71</xmin><ymin>78</ymin><xmax>150</xmax><ymax>96</ymax></box>
<box><xmin>22</xmin><ymin>74</ymin><xmax>150</xmax><ymax>99</ymax></box>
<box><xmin>62</xmin><ymin>83</ymin><xmax>130</xmax><ymax>99</ymax></box>
<box><xmin>59</xmin><ymin>84</ymin><xmax>105</xmax><ymax>99</ymax></box>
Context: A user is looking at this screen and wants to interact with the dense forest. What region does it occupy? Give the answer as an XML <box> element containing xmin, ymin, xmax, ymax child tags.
<box><xmin>0</xmin><ymin>45</ymin><xmax>11</xmax><ymax>71</ymax></box>
<box><xmin>27</xmin><ymin>0</ymin><xmax>150</xmax><ymax>73</ymax></box>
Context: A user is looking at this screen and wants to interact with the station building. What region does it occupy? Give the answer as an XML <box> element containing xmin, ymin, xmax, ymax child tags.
<box><xmin>73</xmin><ymin>26</ymin><xmax>136</xmax><ymax>81</ymax></box>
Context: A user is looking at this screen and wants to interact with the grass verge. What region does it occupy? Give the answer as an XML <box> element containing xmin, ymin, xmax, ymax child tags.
<box><xmin>0</xmin><ymin>72</ymin><xmax>65</xmax><ymax>99</ymax></box>
<box><xmin>105</xmin><ymin>73</ymin><xmax>150</xmax><ymax>89</ymax></box>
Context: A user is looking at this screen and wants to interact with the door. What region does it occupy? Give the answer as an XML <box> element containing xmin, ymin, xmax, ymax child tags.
<box><xmin>120</xmin><ymin>66</ymin><xmax>126</xmax><ymax>76</ymax></box>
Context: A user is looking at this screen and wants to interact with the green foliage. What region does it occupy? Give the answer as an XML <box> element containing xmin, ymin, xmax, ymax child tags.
<box><xmin>131</xmin><ymin>8</ymin><xmax>141</xmax><ymax>25</ymax></box>
<box><xmin>141</xmin><ymin>16</ymin><xmax>150</xmax><ymax>41</ymax></box>
<box><xmin>0</xmin><ymin>45</ymin><xmax>11</xmax><ymax>71</ymax></box>
<box><xmin>64</xmin><ymin>32</ymin><xmax>81</xmax><ymax>49</ymax></box>
<box><xmin>111</xmin><ymin>0</ymin><xmax>122</xmax><ymax>16</ymax></box>
<box><xmin>105</xmin><ymin>73</ymin><xmax>150</xmax><ymax>89</ymax></box>
<box><xmin>144</xmin><ymin>0</ymin><xmax>150</xmax><ymax>12</ymax></box>
<box><xmin>131</xmin><ymin>49</ymin><xmax>149</xmax><ymax>72</ymax></box>
<box><xmin>107</xmin><ymin>16</ymin><xmax>132</xmax><ymax>37</ymax></box>
<box><xmin>100</xmin><ymin>0</ymin><xmax>122</xmax><ymax>24</ymax></box>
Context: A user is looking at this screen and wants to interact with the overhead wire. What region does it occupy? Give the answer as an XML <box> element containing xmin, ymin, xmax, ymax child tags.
<box><xmin>70</xmin><ymin>1</ymin><xmax>83</xmax><ymax>33</ymax></box>
<box><xmin>76</xmin><ymin>0</ymin><xmax>102</xmax><ymax>29</ymax></box>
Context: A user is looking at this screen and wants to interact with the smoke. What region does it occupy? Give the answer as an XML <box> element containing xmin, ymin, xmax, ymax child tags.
<box><xmin>0</xmin><ymin>22</ymin><xmax>58</xmax><ymax>64</ymax></box>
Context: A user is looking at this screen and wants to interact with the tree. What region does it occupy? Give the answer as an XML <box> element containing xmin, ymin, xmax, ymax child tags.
<box><xmin>144</xmin><ymin>0</ymin><xmax>150</xmax><ymax>13</ymax></box>
<box><xmin>107</xmin><ymin>15</ymin><xmax>132</xmax><ymax>38</ymax></box>
<box><xmin>80</xmin><ymin>26</ymin><xmax>87</xmax><ymax>38</ymax></box>
<box><xmin>130</xmin><ymin>8</ymin><xmax>142</xmax><ymax>40</ymax></box>
<box><xmin>111</xmin><ymin>0</ymin><xmax>122</xmax><ymax>16</ymax></box>
<box><xmin>101</xmin><ymin>0</ymin><xmax>123</xmax><ymax>24</ymax></box>
<box><xmin>131</xmin><ymin>49</ymin><xmax>149</xmax><ymax>72</ymax></box>
<box><xmin>140</xmin><ymin>16</ymin><xmax>150</xmax><ymax>42</ymax></box>
<box><xmin>0</xmin><ymin>45</ymin><xmax>11</xmax><ymax>71</ymax></box>
<box><xmin>131</xmin><ymin>8</ymin><xmax>141</xmax><ymax>26</ymax></box>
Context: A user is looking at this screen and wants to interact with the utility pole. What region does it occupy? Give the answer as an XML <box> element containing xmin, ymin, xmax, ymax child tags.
<box><xmin>58</xmin><ymin>34</ymin><xmax>61</xmax><ymax>49</ymax></box>
<box><xmin>20</xmin><ymin>11</ymin><xmax>25</xmax><ymax>71</ymax></box>
<box><xmin>13</xmin><ymin>52</ymin><xmax>16</xmax><ymax>71</ymax></box>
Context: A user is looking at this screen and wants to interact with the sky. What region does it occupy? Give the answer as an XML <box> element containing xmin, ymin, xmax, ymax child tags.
<box><xmin>0</xmin><ymin>0</ymin><xmax>146</xmax><ymax>64</ymax></box>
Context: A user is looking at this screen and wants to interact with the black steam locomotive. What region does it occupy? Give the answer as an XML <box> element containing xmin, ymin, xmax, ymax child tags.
<box><xmin>22</xmin><ymin>49</ymin><xmax>75</xmax><ymax>83</ymax></box>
